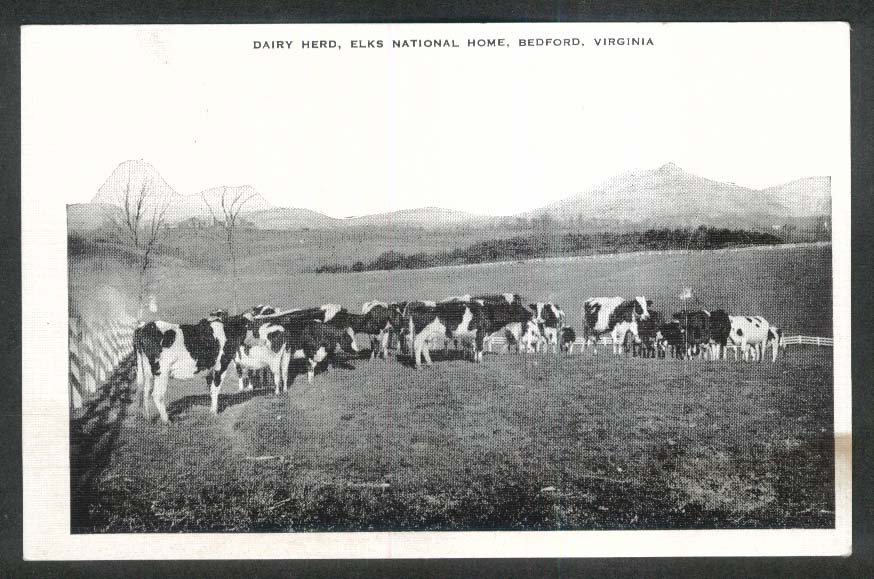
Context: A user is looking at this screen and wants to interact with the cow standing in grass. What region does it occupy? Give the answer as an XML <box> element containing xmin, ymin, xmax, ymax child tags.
<box><xmin>582</xmin><ymin>296</ymin><xmax>650</xmax><ymax>355</ymax></box>
<box><xmin>658</xmin><ymin>320</ymin><xmax>686</xmax><ymax>358</ymax></box>
<box><xmin>134</xmin><ymin>314</ymin><xmax>248</xmax><ymax>422</ymax></box>
<box><xmin>473</xmin><ymin>294</ymin><xmax>543</xmax><ymax>354</ymax></box>
<box><xmin>405</xmin><ymin>301</ymin><xmax>488</xmax><ymax>367</ymax></box>
<box><xmin>529</xmin><ymin>302</ymin><xmax>565</xmax><ymax>354</ymax></box>
<box><xmin>727</xmin><ymin>315</ymin><xmax>773</xmax><ymax>362</ymax></box>
<box><xmin>258</xmin><ymin>305</ymin><xmax>361</xmax><ymax>381</ymax></box>
<box><xmin>634</xmin><ymin>310</ymin><xmax>664</xmax><ymax>358</ymax></box>
<box><xmin>283</xmin><ymin>319</ymin><xmax>360</xmax><ymax>383</ymax></box>
<box><xmin>234</xmin><ymin>320</ymin><xmax>289</xmax><ymax>395</ymax></box>
<box><xmin>767</xmin><ymin>326</ymin><xmax>785</xmax><ymax>362</ymax></box>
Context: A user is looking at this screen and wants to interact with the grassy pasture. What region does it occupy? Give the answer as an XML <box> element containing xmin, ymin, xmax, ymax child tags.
<box><xmin>69</xmin><ymin>242</ymin><xmax>835</xmax><ymax>532</ymax></box>
<box><xmin>117</xmin><ymin>242</ymin><xmax>832</xmax><ymax>336</ymax></box>
<box><xmin>82</xmin><ymin>347</ymin><xmax>834</xmax><ymax>532</ymax></box>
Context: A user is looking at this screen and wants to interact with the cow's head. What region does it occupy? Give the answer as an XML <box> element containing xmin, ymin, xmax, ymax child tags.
<box><xmin>635</xmin><ymin>297</ymin><xmax>651</xmax><ymax>320</ymax></box>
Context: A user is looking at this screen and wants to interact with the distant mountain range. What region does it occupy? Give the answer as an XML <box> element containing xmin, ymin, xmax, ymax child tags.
<box><xmin>67</xmin><ymin>159</ymin><xmax>831</xmax><ymax>232</ymax></box>
<box><xmin>523</xmin><ymin>162</ymin><xmax>830</xmax><ymax>229</ymax></box>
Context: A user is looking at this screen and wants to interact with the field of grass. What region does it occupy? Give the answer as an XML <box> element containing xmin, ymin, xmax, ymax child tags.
<box><xmin>68</xmin><ymin>242</ymin><xmax>835</xmax><ymax>532</ymax></box>
<box><xmin>76</xmin><ymin>346</ymin><xmax>834</xmax><ymax>532</ymax></box>
<box><xmin>84</xmin><ymin>242</ymin><xmax>831</xmax><ymax>337</ymax></box>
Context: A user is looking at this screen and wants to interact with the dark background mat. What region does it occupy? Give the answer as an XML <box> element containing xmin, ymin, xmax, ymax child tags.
<box><xmin>2</xmin><ymin>0</ymin><xmax>872</xmax><ymax>576</ymax></box>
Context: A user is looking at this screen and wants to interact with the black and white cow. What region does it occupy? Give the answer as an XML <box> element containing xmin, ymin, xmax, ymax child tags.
<box><xmin>473</xmin><ymin>294</ymin><xmax>542</xmax><ymax>354</ymax></box>
<box><xmin>261</xmin><ymin>304</ymin><xmax>345</xmax><ymax>327</ymax></box>
<box><xmin>357</xmin><ymin>301</ymin><xmax>406</xmax><ymax>359</ymax></box>
<box><xmin>405</xmin><ymin>301</ymin><xmax>487</xmax><ymax>367</ymax></box>
<box><xmin>529</xmin><ymin>302</ymin><xmax>565</xmax><ymax>353</ymax></box>
<box><xmin>134</xmin><ymin>315</ymin><xmax>248</xmax><ymax>422</ymax></box>
<box><xmin>560</xmin><ymin>327</ymin><xmax>576</xmax><ymax>353</ymax></box>
<box><xmin>234</xmin><ymin>320</ymin><xmax>289</xmax><ymax>395</ymax></box>
<box><xmin>766</xmin><ymin>326</ymin><xmax>785</xmax><ymax>362</ymax></box>
<box><xmin>283</xmin><ymin>319</ymin><xmax>360</xmax><ymax>383</ymax></box>
<box><xmin>582</xmin><ymin>297</ymin><xmax>651</xmax><ymax>355</ymax></box>
<box><xmin>727</xmin><ymin>315</ymin><xmax>773</xmax><ymax>362</ymax></box>
<box><xmin>252</xmin><ymin>304</ymin><xmax>277</xmax><ymax>317</ymax></box>
<box><xmin>232</xmin><ymin>304</ymin><xmax>280</xmax><ymax>391</ymax></box>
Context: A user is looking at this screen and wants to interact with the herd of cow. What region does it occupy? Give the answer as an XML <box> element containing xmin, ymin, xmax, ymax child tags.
<box><xmin>133</xmin><ymin>294</ymin><xmax>785</xmax><ymax>423</ymax></box>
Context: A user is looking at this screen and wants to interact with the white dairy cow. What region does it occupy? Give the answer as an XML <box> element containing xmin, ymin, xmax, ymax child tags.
<box><xmin>582</xmin><ymin>296</ymin><xmax>651</xmax><ymax>355</ymax></box>
<box><xmin>727</xmin><ymin>315</ymin><xmax>775</xmax><ymax>362</ymax></box>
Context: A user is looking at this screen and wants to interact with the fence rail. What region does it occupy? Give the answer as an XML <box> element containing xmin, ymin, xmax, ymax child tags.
<box><xmin>483</xmin><ymin>334</ymin><xmax>833</xmax><ymax>353</ymax></box>
<box><xmin>69</xmin><ymin>313</ymin><xmax>137</xmax><ymax>409</ymax></box>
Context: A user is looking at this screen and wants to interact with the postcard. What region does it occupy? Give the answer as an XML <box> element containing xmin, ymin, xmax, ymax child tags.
<box><xmin>21</xmin><ymin>22</ymin><xmax>850</xmax><ymax>558</ymax></box>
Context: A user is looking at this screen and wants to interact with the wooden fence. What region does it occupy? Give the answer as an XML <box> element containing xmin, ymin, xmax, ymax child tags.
<box><xmin>484</xmin><ymin>334</ymin><xmax>833</xmax><ymax>354</ymax></box>
<box><xmin>69</xmin><ymin>312</ymin><xmax>137</xmax><ymax>409</ymax></box>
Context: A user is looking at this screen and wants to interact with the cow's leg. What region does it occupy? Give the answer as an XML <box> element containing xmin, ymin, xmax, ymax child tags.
<box><xmin>140</xmin><ymin>360</ymin><xmax>154</xmax><ymax>420</ymax></box>
<box><xmin>423</xmin><ymin>341</ymin><xmax>434</xmax><ymax>366</ymax></box>
<box><xmin>209</xmin><ymin>370</ymin><xmax>223</xmax><ymax>415</ymax></box>
<box><xmin>152</xmin><ymin>371</ymin><xmax>170</xmax><ymax>423</ymax></box>
<box><xmin>413</xmin><ymin>338</ymin><xmax>422</xmax><ymax>368</ymax></box>
<box><xmin>134</xmin><ymin>353</ymin><xmax>144</xmax><ymax>408</ymax></box>
<box><xmin>236</xmin><ymin>362</ymin><xmax>247</xmax><ymax>391</ymax></box>
<box><xmin>272</xmin><ymin>369</ymin><xmax>282</xmax><ymax>395</ymax></box>
<box><xmin>280</xmin><ymin>350</ymin><xmax>290</xmax><ymax>392</ymax></box>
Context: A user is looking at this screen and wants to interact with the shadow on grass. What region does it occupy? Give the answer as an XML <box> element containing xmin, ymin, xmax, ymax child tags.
<box><xmin>393</xmin><ymin>348</ymin><xmax>493</xmax><ymax>368</ymax></box>
<box><xmin>166</xmin><ymin>388</ymin><xmax>262</xmax><ymax>419</ymax></box>
<box><xmin>70</xmin><ymin>353</ymin><xmax>136</xmax><ymax>533</ymax></box>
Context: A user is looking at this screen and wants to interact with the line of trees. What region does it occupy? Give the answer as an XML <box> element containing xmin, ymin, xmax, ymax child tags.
<box><xmin>313</xmin><ymin>226</ymin><xmax>785</xmax><ymax>274</ymax></box>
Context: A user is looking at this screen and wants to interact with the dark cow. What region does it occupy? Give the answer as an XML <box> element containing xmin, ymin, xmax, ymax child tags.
<box><xmin>672</xmin><ymin>310</ymin><xmax>711</xmax><ymax>358</ymax></box>
<box><xmin>134</xmin><ymin>315</ymin><xmax>248</xmax><ymax>422</ymax></box>
<box><xmin>582</xmin><ymin>296</ymin><xmax>651</xmax><ymax>355</ymax></box>
<box><xmin>405</xmin><ymin>301</ymin><xmax>488</xmax><ymax>367</ymax></box>
<box><xmin>658</xmin><ymin>321</ymin><xmax>686</xmax><ymax>358</ymax></box>
<box><xmin>673</xmin><ymin>309</ymin><xmax>731</xmax><ymax>360</ymax></box>
<box><xmin>708</xmin><ymin>309</ymin><xmax>732</xmax><ymax>359</ymax></box>
<box><xmin>634</xmin><ymin>310</ymin><xmax>664</xmax><ymax>358</ymax></box>
<box><xmin>560</xmin><ymin>327</ymin><xmax>576</xmax><ymax>353</ymax></box>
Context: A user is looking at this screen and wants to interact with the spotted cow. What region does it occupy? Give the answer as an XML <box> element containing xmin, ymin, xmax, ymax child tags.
<box><xmin>134</xmin><ymin>315</ymin><xmax>248</xmax><ymax>422</ymax></box>
<box><xmin>582</xmin><ymin>297</ymin><xmax>651</xmax><ymax>355</ymax></box>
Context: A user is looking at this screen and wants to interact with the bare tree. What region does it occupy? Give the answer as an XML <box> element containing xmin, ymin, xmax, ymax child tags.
<box><xmin>202</xmin><ymin>187</ymin><xmax>256</xmax><ymax>312</ymax></box>
<box><xmin>106</xmin><ymin>174</ymin><xmax>170</xmax><ymax>314</ymax></box>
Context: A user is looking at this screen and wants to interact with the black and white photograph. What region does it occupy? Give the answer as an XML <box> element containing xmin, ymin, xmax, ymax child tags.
<box><xmin>21</xmin><ymin>22</ymin><xmax>850</xmax><ymax>558</ymax></box>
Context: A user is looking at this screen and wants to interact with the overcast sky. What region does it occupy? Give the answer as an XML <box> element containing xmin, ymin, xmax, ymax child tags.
<box><xmin>22</xmin><ymin>23</ymin><xmax>848</xmax><ymax>218</ymax></box>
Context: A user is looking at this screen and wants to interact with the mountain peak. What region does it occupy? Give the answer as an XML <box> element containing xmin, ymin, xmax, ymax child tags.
<box><xmin>657</xmin><ymin>162</ymin><xmax>683</xmax><ymax>174</ymax></box>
